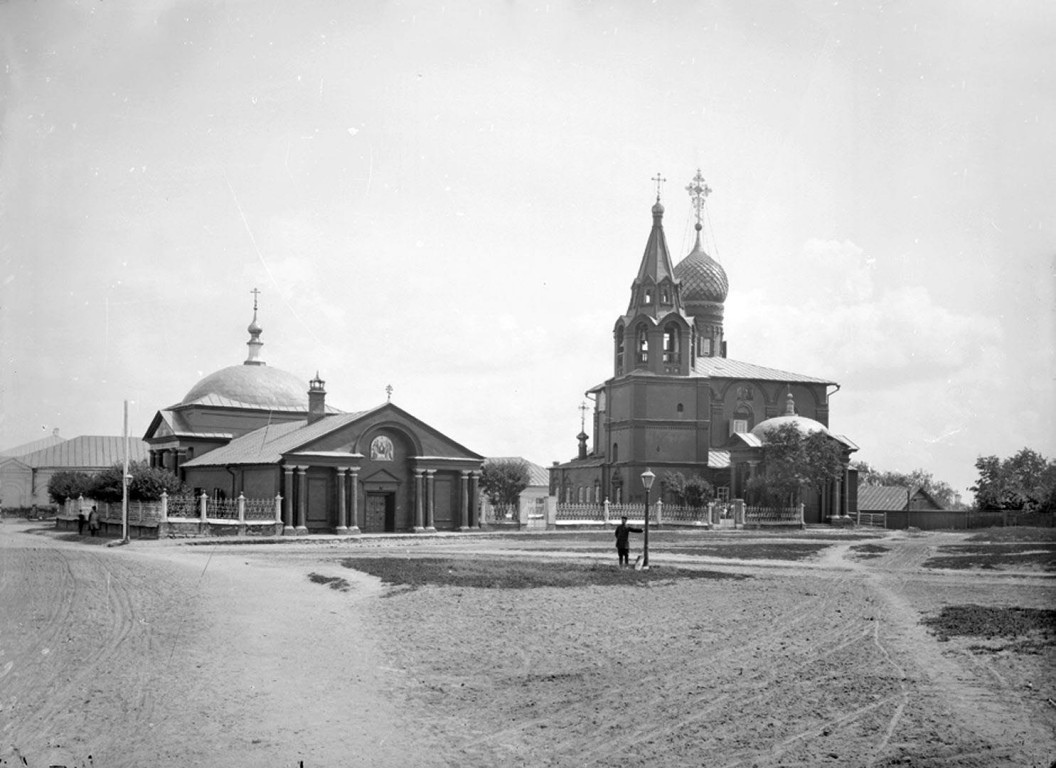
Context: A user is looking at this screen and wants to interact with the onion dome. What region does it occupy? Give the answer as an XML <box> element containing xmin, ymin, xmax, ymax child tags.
<box><xmin>674</xmin><ymin>223</ymin><xmax>729</xmax><ymax>306</ymax></box>
<box><xmin>751</xmin><ymin>393</ymin><xmax>829</xmax><ymax>441</ymax></box>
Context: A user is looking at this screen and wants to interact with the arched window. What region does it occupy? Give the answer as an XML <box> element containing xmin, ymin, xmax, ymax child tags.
<box><xmin>594</xmin><ymin>480</ymin><xmax>602</xmax><ymax>503</ymax></box>
<box><xmin>637</xmin><ymin>325</ymin><xmax>649</xmax><ymax>365</ymax></box>
<box><xmin>661</xmin><ymin>287</ymin><xmax>670</xmax><ymax>304</ymax></box>
<box><xmin>663</xmin><ymin>324</ymin><xmax>680</xmax><ymax>364</ymax></box>
<box><xmin>644</xmin><ymin>288</ymin><xmax>653</xmax><ymax>305</ymax></box>
<box><xmin>699</xmin><ymin>336</ymin><xmax>712</xmax><ymax>356</ymax></box>
<box><xmin>615</xmin><ymin>326</ymin><xmax>625</xmax><ymax>370</ymax></box>
<box><xmin>563</xmin><ymin>480</ymin><xmax>573</xmax><ymax>504</ymax></box>
<box><xmin>677</xmin><ymin>403</ymin><xmax>684</xmax><ymax>415</ymax></box>
<box><xmin>612</xmin><ymin>442</ymin><xmax>619</xmax><ymax>463</ymax></box>
<box><xmin>578</xmin><ymin>486</ymin><xmax>586</xmax><ymax>503</ymax></box>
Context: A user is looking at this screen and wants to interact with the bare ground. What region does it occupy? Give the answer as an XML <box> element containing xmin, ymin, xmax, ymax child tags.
<box><xmin>1</xmin><ymin>522</ymin><xmax>1053</xmax><ymax>767</ymax></box>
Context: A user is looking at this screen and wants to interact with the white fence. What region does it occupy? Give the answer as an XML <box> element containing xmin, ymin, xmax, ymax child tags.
<box><xmin>553</xmin><ymin>499</ymin><xmax>805</xmax><ymax>528</ymax></box>
<box><xmin>65</xmin><ymin>492</ymin><xmax>283</xmax><ymax>526</ymax></box>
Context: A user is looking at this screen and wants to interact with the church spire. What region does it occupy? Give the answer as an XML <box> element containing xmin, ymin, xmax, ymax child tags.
<box><xmin>244</xmin><ymin>287</ymin><xmax>266</xmax><ymax>366</ymax></box>
<box><xmin>627</xmin><ymin>173</ymin><xmax>681</xmax><ymax>316</ymax></box>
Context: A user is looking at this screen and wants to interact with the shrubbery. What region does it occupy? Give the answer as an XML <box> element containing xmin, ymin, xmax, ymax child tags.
<box><xmin>48</xmin><ymin>461</ymin><xmax>186</xmax><ymax>505</ymax></box>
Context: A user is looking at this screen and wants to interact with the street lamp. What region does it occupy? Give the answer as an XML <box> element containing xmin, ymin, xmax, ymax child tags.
<box><xmin>641</xmin><ymin>468</ymin><xmax>655</xmax><ymax>569</ymax></box>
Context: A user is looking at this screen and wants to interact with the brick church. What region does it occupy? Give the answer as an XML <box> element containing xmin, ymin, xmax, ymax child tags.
<box><xmin>142</xmin><ymin>295</ymin><xmax>484</xmax><ymax>533</ymax></box>
<box><xmin>550</xmin><ymin>171</ymin><xmax>857</xmax><ymax>524</ymax></box>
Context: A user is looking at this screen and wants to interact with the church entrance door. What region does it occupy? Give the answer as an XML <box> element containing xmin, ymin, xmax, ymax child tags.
<box><xmin>365</xmin><ymin>492</ymin><xmax>395</xmax><ymax>533</ymax></box>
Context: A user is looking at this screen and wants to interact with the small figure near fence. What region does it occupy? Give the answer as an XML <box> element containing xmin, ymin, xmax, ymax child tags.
<box><xmin>88</xmin><ymin>506</ymin><xmax>100</xmax><ymax>537</ymax></box>
<box><xmin>614</xmin><ymin>516</ymin><xmax>643</xmax><ymax>568</ymax></box>
<box><xmin>77</xmin><ymin>507</ymin><xmax>87</xmax><ymax>535</ymax></box>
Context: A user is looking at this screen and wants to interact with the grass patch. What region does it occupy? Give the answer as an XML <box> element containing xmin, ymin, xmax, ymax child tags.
<box><xmin>656</xmin><ymin>542</ymin><xmax>831</xmax><ymax>561</ymax></box>
<box><xmin>923</xmin><ymin>543</ymin><xmax>1056</xmax><ymax>572</ymax></box>
<box><xmin>340</xmin><ymin>557</ymin><xmax>748</xmax><ymax>591</ymax></box>
<box><xmin>965</xmin><ymin>526</ymin><xmax>1056</xmax><ymax>543</ymax></box>
<box><xmin>922</xmin><ymin>604</ymin><xmax>1056</xmax><ymax>652</ymax></box>
<box><xmin>850</xmin><ymin>543</ymin><xmax>890</xmax><ymax>558</ymax></box>
<box><xmin>308</xmin><ymin>572</ymin><xmax>352</xmax><ymax>592</ymax></box>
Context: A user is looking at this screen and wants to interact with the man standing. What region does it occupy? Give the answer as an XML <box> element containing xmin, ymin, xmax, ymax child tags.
<box><xmin>614</xmin><ymin>516</ymin><xmax>642</xmax><ymax>568</ymax></box>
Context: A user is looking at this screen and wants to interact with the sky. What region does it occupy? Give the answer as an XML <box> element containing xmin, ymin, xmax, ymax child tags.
<box><xmin>1</xmin><ymin>0</ymin><xmax>1053</xmax><ymax>503</ymax></box>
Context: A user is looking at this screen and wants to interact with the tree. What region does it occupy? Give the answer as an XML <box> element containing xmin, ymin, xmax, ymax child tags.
<box><xmin>850</xmin><ymin>461</ymin><xmax>964</xmax><ymax>509</ymax></box>
<box><xmin>970</xmin><ymin>448</ymin><xmax>1056</xmax><ymax>512</ymax></box>
<box><xmin>661</xmin><ymin>472</ymin><xmax>713</xmax><ymax>508</ymax></box>
<box><xmin>480</xmin><ymin>459</ymin><xmax>530</xmax><ymax>514</ymax></box>
<box><xmin>47</xmin><ymin>471</ymin><xmax>93</xmax><ymax>505</ymax></box>
<box><xmin>87</xmin><ymin>461</ymin><xmax>186</xmax><ymax>504</ymax></box>
<box><xmin>748</xmin><ymin>424</ymin><xmax>847</xmax><ymax>509</ymax></box>
<box><xmin>801</xmin><ymin>431</ymin><xmax>846</xmax><ymax>507</ymax></box>
<box><xmin>751</xmin><ymin>423</ymin><xmax>808</xmax><ymax>506</ymax></box>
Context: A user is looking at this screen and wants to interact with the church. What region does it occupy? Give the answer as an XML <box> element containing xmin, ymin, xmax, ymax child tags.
<box><xmin>143</xmin><ymin>296</ymin><xmax>484</xmax><ymax>533</ymax></box>
<box><xmin>549</xmin><ymin>171</ymin><xmax>858</xmax><ymax>524</ymax></box>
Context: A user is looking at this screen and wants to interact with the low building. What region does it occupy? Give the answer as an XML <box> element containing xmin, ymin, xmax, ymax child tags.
<box><xmin>0</xmin><ymin>435</ymin><xmax>148</xmax><ymax>510</ymax></box>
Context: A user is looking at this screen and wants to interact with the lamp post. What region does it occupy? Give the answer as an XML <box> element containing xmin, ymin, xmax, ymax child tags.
<box><xmin>641</xmin><ymin>468</ymin><xmax>655</xmax><ymax>569</ymax></box>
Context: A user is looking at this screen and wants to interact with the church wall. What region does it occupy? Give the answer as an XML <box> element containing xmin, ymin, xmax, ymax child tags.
<box><xmin>243</xmin><ymin>468</ymin><xmax>279</xmax><ymax>499</ymax></box>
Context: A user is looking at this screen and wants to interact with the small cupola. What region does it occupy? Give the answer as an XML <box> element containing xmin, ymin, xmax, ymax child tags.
<box><xmin>307</xmin><ymin>372</ymin><xmax>327</xmax><ymax>424</ymax></box>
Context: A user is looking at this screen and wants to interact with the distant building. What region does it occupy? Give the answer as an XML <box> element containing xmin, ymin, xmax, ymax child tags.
<box><xmin>145</xmin><ymin>295</ymin><xmax>484</xmax><ymax>534</ymax></box>
<box><xmin>0</xmin><ymin>434</ymin><xmax>148</xmax><ymax>509</ymax></box>
<box><xmin>479</xmin><ymin>457</ymin><xmax>550</xmax><ymax>528</ymax></box>
<box><xmin>550</xmin><ymin>171</ymin><xmax>858</xmax><ymax>523</ymax></box>
<box><xmin>857</xmin><ymin>485</ymin><xmax>945</xmax><ymax>515</ymax></box>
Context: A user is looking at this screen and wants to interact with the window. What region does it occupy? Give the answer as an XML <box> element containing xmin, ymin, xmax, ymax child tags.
<box><xmin>717</xmin><ymin>486</ymin><xmax>730</xmax><ymax>502</ymax></box>
<box><xmin>699</xmin><ymin>336</ymin><xmax>712</xmax><ymax>356</ymax></box>
<box><xmin>615</xmin><ymin>326</ymin><xmax>625</xmax><ymax>370</ymax></box>
<box><xmin>677</xmin><ymin>403</ymin><xmax>684</xmax><ymax>415</ymax></box>
<box><xmin>644</xmin><ymin>288</ymin><xmax>652</xmax><ymax>304</ymax></box>
<box><xmin>612</xmin><ymin>442</ymin><xmax>619</xmax><ymax>462</ymax></box>
<box><xmin>661</xmin><ymin>288</ymin><xmax>670</xmax><ymax>304</ymax></box>
<box><xmin>637</xmin><ymin>326</ymin><xmax>649</xmax><ymax>364</ymax></box>
<box><xmin>594</xmin><ymin>480</ymin><xmax>601</xmax><ymax>502</ymax></box>
<box><xmin>662</xmin><ymin>324</ymin><xmax>680</xmax><ymax>364</ymax></box>
<box><xmin>578</xmin><ymin>486</ymin><xmax>586</xmax><ymax>503</ymax></box>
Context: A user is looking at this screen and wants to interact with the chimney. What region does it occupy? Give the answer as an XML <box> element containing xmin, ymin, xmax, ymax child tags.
<box><xmin>307</xmin><ymin>372</ymin><xmax>326</xmax><ymax>424</ymax></box>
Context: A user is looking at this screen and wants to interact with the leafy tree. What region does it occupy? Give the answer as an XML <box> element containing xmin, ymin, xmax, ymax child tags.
<box><xmin>480</xmin><ymin>459</ymin><xmax>530</xmax><ymax>513</ymax></box>
<box><xmin>751</xmin><ymin>423</ymin><xmax>807</xmax><ymax>506</ymax></box>
<box><xmin>970</xmin><ymin>448</ymin><xmax>1056</xmax><ymax>512</ymax></box>
<box><xmin>661</xmin><ymin>472</ymin><xmax>713</xmax><ymax>508</ymax></box>
<box><xmin>802</xmin><ymin>431</ymin><xmax>847</xmax><ymax>507</ymax></box>
<box><xmin>748</xmin><ymin>424</ymin><xmax>847</xmax><ymax>508</ymax></box>
<box><xmin>850</xmin><ymin>461</ymin><xmax>963</xmax><ymax>509</ymax></box>
<box><xmin>87</xmin><ymin>461</ymin><xmax>186</xmax><ymax>504</ymax></box>
<box><xmin>129</xmin><ymin>463</ymin><xmax>186</xmax><ymax>501</ymax></box>
<box><xmin>47</xmin><ymin>471</ymin><xmax>93</xmax><ymax>505</ymax></box>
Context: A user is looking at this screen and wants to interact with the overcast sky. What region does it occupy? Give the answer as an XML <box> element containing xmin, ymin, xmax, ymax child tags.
<box><xmin>2</xmin><ymin>0</ymin><xmax>1053</xmax><ymax>501</ymax></box>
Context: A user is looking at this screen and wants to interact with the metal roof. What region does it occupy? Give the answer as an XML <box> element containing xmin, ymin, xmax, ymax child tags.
<box><xmin>857</xmin><ymin>485</ymin><xmax>911</xmax><ymax>511</ymax></box>
<box><xmin>485</xmin><ymin>457</ymin><xmax>550</xmax><ymax>486</ymax></box>
<box><xmin>708</xmin><ymin>449</ymin><xmax>731</xmax><ymax>468</ymax></box>
<box><xmin>693</xmin><ymin>357</ymin><xmax>835</xmax><ymax>384</ymax></box>
<box><xmin>0</xmin><ymin>432</ymin><xmax>67</xmax><ymax>457</ymax></box>
<box><xmin>14</xmin><ymin>436</ymin><xmax>149</xmax><ymax>469</ymax></box>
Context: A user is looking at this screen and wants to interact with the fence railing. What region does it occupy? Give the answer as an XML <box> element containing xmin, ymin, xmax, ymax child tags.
<box><xmin>65</xmin><ymin>492</ymin><xmax>283</xmax><ymax>525</ymax></box>
<box><xmin>745</xmin><ymin>505</ymin><xmax>804</xmax><ymax>527</ymax></box>
<box><xmin>857</xmin><ymin>512</ymin><xmax>887</xmax><ymax>529</ymax></box>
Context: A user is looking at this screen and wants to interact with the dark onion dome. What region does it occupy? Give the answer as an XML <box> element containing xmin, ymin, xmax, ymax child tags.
<box><xmin>180</xmin><ymin>365</ymin><xmax>311</xmax><ymax>411</ymax></box>
<box><xmin>674</xmin><ymin>226</ymin><xmax>728</xmax><ymax>305</ymax></box>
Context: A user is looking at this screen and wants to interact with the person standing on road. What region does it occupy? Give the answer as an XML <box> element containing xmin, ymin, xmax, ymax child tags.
<box><xmin>87</xmin><ymin>506</ymin><xmax>100</xmax><ymax>537</ymax></box>
<box><xmin>77</xmin><ymin>507</ymin><xmax>87</xmax><ymax>535</ymax></box>
<box><xmin>614</xmin><ymin>516</ymin><xmax>642</xmax><ymax>568</ymax></box>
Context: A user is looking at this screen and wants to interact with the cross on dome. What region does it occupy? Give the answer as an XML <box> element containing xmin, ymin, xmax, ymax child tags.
<box><xmin>686</xmin><ymin>169</ymin><xmax>712</xmax><ymax>229</ymax></box>
<box><xmin>651</xmin><ymin>172</ymin><xmax>667</xmax><ymax>202</ymax></box>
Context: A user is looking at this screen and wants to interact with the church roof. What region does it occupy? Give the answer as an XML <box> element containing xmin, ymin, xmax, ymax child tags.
<box><xmin>179</xmin><ymin>364</ymin><xmax>314</xmax><ymax>412</ymax></box>
<box><xmin>12</xmin><ymin>436</ymin><xmax>148</xmax><ymax>469</ymax></box>
<box><xmin>693</xmin><ymin>357</ymin><xmax>835</xmax><ymax>384</ymax></box>
<box><xmin>181</xmin><ymin>409</ymin><xmax>375</xmax><ymax>466</ymax></box>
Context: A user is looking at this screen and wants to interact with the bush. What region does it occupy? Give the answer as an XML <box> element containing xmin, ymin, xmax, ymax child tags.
<box><xmin>47</xmin><ymin>471</ymin><xmax>94</xmax><ymax>505</ymax></box>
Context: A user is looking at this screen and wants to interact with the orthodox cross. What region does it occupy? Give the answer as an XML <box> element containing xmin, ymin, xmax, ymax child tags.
<box><xmin>686</xmin><ymin>169</ymin><xmax>712</xmax><ymax>227</ymax></box>
<box><xmin>386</xmin><ymin>384</ymin><xmax>393</xmax><ymax>402</ymax></box>
<box><xmin>579</xmin><ymin>400</ymin><xmax>589</xmax><ymax>432</ymax></box>
<box><xmin>651</xmin><ymin>172</ymin><xmax>667</xmax><ymax>202</ymax></box>
<box><xmin>250</xmin><ymin>287</ymin><xmax>261</xmax><ymax>311</ymax></box>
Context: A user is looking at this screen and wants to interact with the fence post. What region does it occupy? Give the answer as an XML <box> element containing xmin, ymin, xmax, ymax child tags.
<box><xmin>655</xmin><ymin>499</ymin><xmax>663</xmax><ymax>526</ymax></box>
<box><xmin>275</xmin><ymin>494</ymin><xmax>283</xmax><ymax>525</ymax></box>
<box><xmin>160</xmin><ymin>491</ymin><xmax>169</xmax><ymax>522</ymax></box>
<box><xmin>798</xmin><ymin>503</ymin><xmax>805</xmax><ymax>528</ymax></box>
<box><xmin>237</xmin><ymin>493</ymin><xmax>246</xmax><ymax>524</ymax></box>
<box><xmin>603</xmin><ymin>499</ymin><xmax>610</xmax><ymax>526</ymax></box>
<box><xmin>199</xmin><ymin>492</ymin><xmax>208</xmax><ymax>523</ymax></box>
<box><xmin>733</xmin><ymin>499</ymin><xmax>744</xmax><ymax>527</ymax></box>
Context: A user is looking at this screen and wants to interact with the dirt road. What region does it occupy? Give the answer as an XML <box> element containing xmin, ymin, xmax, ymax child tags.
<box><xmin>1</xmin><ymin>522</ymin><xmax>1053</xmax><ymax>767</ymax></box>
